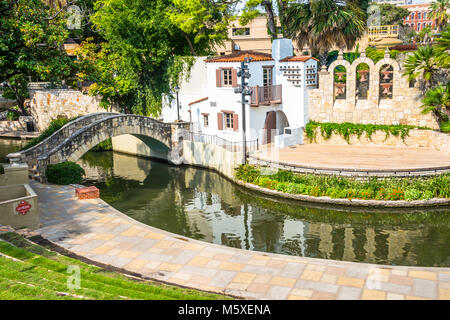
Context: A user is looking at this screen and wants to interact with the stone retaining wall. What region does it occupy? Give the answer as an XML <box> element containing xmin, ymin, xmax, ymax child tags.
<box><xmin>308</xmin><ymin>52</ymin><xmax>440</xmax><ymax>130</ymax></box>
<box><xmin>304</xmin><ymin>128</ymin><xmax>450</xmax><ymax>153</ymax></box>
<box><xmin>29</xmin><ymin>89</ymin><xmax>107</xmax><ymax>131</ymax></box>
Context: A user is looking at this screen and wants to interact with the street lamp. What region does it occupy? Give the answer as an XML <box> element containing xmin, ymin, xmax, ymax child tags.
<box><xmin>175</xmin><ymin>85</ymin><xmax>180</xmax><ymax>121</ymax></box>
<box><xmin>234</xmin><ymin>57</ymin><xmax>253</xmax><ymax>164</ymax></box>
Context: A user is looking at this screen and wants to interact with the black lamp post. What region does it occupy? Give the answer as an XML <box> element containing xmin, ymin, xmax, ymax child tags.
<box><xmin>175</xmin><ymin>85</ymin><xmax>180</xmax><ymax>121</ymax></box>
<box><xmin>234</xmin><ymin>57</ymin><xmax>253</xmax><ymax>164</ymax></box>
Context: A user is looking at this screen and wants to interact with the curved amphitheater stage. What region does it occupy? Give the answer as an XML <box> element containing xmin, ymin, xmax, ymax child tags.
<box><xmin>32</xmin><ymin>181</ymin><xmax>450</xmax><ymax>300</ymax></box>
<box><xmin>250</xmin><ymin>145</ymin><xmax>450</xmax><ymax>177</ymax></box>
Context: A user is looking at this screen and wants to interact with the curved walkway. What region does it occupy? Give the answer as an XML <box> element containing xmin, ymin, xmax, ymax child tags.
<box><xmin>32</xmin><ymin>181</ymin><xmax>450</xmax><ymax>300</ymax></box>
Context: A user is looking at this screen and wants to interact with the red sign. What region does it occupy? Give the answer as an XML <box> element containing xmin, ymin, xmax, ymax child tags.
<box><xmin>15</xmin><ymin>200</ymin><xmax>32</xmax><ymax>216</ymax></box>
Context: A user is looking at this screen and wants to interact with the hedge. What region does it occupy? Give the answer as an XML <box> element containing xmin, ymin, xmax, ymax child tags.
<box><xmin>46</xmin><ymin>162</ymin><xmax>85</xmax><ymax>185</ymax></box>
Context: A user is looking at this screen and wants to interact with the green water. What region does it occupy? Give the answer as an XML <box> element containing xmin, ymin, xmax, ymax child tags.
<box><xmin>1</xmin><ymin>138</ymin><xmax>447</xmax><ymax>267</ymax></box>
<box><xmin>0</xmin><ymin>138</ymin><xmax>25</xmax><ymax>163</ymax></box>
<box><xmin>76</xmin><ymin>151</ymin><xmax>450</xmax><ymax>267</ymax></box>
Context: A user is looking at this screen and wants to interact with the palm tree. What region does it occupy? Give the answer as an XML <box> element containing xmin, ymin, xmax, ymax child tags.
<box><xmin>430</xmin><ymin>0</ymin><xmax>450</xmax><ymax>32</ymax></box>
<box><xmin>420</xmin><ymin>82</ymin><xmax>450</xmax><ymax>124</ymax></box>
<box><xmin>434</xmin><ymin>26</ymin><xmax>450</xmax><ymax>68</ymax></box>
<box><xmin>282</xmin><ymin>0</ymin><xmax>367</xmax><ymax>68</ymax></box>
<box><xmin>403</xmin><ymin>45</ymin><xmax>439</xmax><ymax>90</ymax></box>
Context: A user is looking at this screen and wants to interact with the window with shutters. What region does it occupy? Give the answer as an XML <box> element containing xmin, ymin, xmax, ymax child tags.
<box><xmin>203</xmin><ymin>115</ymin><xmax>209</xmax><ymax>127</ymax></box>
<box><xmin>224</xmin><ymin>112</ymin><xmax>234</xmax><ymax>130</ymax></box>
<box><xmin>222</xmin><ymin>68</ymin><xmax>233</xmax><ymax>86</ymax></box>
<box><xmin>263</xmin><ymin>67</ymin><xmax>273</xmax><ymax>86</ymax></box>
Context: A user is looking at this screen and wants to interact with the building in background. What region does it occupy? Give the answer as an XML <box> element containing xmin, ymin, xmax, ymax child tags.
<box><xmin>214</xmin><ymin>16</ymin><xmax>307</xmax><ymax>56</ymax></box>
<box><xmin>371</xmin><ymin>0</ymin><xmax>408</xmax><ymax>5</ymax></box>
<box><xmin>400</xmin><ymin>3</ymin><xmax>436</xmax><ymax>31</ymax></box>
<box><xmin>162</xmin><ymin>39</ymin><xmax>318</xmax><ymax>147</ymax></box>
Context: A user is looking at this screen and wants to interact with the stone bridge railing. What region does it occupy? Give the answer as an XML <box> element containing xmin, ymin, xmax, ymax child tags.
<box><xmin>8</xmin><ymin>112</ymin><xmax>115</xmax><ymax>168</ymax></box>
<box><xmin>8</xmin><ymin>113</ymin><xmax>190</xmax><ymax>182</ymax></box>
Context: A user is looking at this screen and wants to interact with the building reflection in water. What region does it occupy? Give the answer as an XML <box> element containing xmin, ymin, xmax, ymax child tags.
<box><xmin>79</xmin><ymin>151</ymin><xmax>450</xmax><ymax>267</ymax></box>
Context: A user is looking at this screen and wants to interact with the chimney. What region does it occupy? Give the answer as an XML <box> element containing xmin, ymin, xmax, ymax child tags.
<box><xmin>272</xmin><ymin>38</ymin><xmax>293</xmax><ymax>62</ymax></box>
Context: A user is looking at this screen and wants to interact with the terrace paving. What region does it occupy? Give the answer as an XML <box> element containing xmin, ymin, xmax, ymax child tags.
<box><xmin>32</xmin><ymin>181</ymin><xmax>450</xmax><ymax>300</ymax></box>
<box><xmin>252</xmin><ymin>145</ymin><xmax>450</xmax><ymax>172</ymax></box>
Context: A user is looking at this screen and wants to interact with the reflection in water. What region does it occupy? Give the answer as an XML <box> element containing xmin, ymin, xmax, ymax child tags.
<box><xmin>79</xmin><ymin>151</ymin><xmax>450</xmax><ymax>267</ymax></box>
<box><xmin>0</xmin><ymin>138</ymin><xmax>25</xmax><ymax>163</ymax></box>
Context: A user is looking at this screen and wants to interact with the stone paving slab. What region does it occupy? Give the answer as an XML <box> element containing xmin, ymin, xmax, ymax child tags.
<box><xmin>31</xmin><ymin>181</ymin><xmax>450</xmax><ymax>300</ymax></box>
<box><xmin>252</xmin><ymin>144</ymin><xmax>450</xmax><ymax>172</ymax></box>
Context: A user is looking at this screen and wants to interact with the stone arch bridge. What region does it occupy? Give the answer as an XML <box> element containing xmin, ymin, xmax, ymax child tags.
<box><xmin>8</xmin><ymin>113</ymin><xmax>190</xmax><ymax>182</ymax></box>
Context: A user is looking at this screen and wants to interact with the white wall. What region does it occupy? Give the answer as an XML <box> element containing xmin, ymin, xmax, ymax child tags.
<box><xmin>182</xmin><ymin>140</ymin><xmax>244</xmax><ymax>179</ymax></box>
<box><xmin>161</xmin><ymin>57</ymin><xmax>208</xmax><ymax>123</ymax></box>
<box><xmin>161</xmin><ymin>39</ymin><xmax>318</xmax><ymax>145</ymax></box>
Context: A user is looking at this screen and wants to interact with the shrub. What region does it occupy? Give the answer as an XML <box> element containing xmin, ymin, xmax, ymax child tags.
<box><xmin>440</xmin><ymin>121</ymin><xmax>450</xmax><ymax>133</ymax></box>
<box><xmin>404</xmin><ymin>189</ymin><xmax>421</xmax><ymax>201</ymax></box>
<box><xmin>235</xmin><ymin>164</ymin><xmax>259</xmax><ymax>183</ymax></box>
<box><xmin>6</xmin><ymin>110</ymin><xmax>20</xmax><ymax>121</ymax></box>
<box><xmin>234</xmin><ymin>165</ymin><xmax>449</xmax><ymax>201</ymax></box>
<box><xmin>21</xmin><ymin>116</ymin><xmax>80</xmax><ymax>151</ymax></box>
<box><xmin>46</xmin><ymin>162</ymin><xmax>85</xmax><ymax>185</ymax></box>
<box><xmin>91</xmin><ymin>138</ymin><xmax>113</xmax><ymax>152</ymax></box>
<box><xmin>0</xmin><ymin>164</ymin><xmax>4</xmax><ymax>175</ymax></box>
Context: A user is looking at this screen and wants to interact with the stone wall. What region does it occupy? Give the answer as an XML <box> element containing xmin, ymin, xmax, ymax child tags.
<box><xmin>308</xmin><ymin>51</ymin><xmax>439</xmax><ymax>130</ymax></box>
<box><xmin>29</xmin><ymin>89</ymin><xmax>106</xmax><ymax>131</ymax></box>
<box><xmin>0</xmin><ymin>117</ymin><xmax>36</xmax><ymax>133</ymax></box>
<box><xmin>304</xmin><ymin>128</ymin><xmax>450</xmax><ymax>153</ymax></box>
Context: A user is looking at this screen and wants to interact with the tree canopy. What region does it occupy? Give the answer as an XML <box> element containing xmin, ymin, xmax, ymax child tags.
<box><xmin>375</xmin><ymin>3</ymin><xmax>410</xmax><ymax>26</ymax></box>
<box><xmin>282</xmin><ymin>0</ymin><xmax>367</xmax><ymax>67</ymax></box>
<box><xmin>76</xmin><ymin>0</ymin><xmax>234</xmax><ymax>116</ymax></box>
<box><xmin>0</xmin><ymin>0</ymin><xmax>78</xmax><ymax>114</ymax></box>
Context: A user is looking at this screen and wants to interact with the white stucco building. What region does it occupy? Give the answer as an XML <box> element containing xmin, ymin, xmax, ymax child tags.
<box><xmin>161</xmin><ymin>39</ymin><xmax>318</xmax><ymax>146</ymax></box>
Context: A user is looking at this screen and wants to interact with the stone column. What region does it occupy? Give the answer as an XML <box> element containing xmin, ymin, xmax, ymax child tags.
<box><xmin>168</xmin><ymin>121</ymin><xmax>192</xmax><ymax>165</ymax></box>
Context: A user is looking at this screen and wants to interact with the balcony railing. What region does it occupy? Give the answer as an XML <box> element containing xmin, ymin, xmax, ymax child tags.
<box><xmin>250</xmin><ymin>85</ymin><xmax>282</xmax><ymax>107</ymax></box>
<box><xmin>367</xmin><ymin>25</ymin><xmax>399</xmax><ymax>40</ymax></box>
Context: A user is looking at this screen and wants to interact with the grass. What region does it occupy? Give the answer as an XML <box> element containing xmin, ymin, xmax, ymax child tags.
<box><xmin>0</xmin><ymin>232</ymin><xmax>230</xmax><ymax>300</ymax></box>
<box><xmin>235</xmin><ymin>164</ymin><xmax>450</xmax><ymax>201</ymax></box>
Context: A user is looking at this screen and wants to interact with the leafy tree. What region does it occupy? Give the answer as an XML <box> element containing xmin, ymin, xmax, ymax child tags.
<box><xmin>166</xmin><ymin>0</ymin><xmax>235</xmax><ymax>55</ymax></box>
<box><xmin>403</xmin><ymin>45</ymin><xmax>439</xmax><ymax>90</ymax></box>
<box><xmin>0</xmin><ymin>0</ymin><xmax>78</xmax><ymax>115</ymax></box>
<box><xmin>282</xmin><ymin>0</ymin><xmax>367</xmax><ymax>67</ymax></box>
<box><xmin>240</xmin><ymin>0</ymin><xmax>290</xmax><ymax>40</ymax></box>
<box><xmin>376</xmin><ymin>3</ymin><xmax>410</xmax><ymax>26</ymax></box>
<box><xmin>417</xmin><ymin>26</ymin><xmax>434</xmax><ymax>44</ymax></box>
<box><xmin>434</xmin><ymin>26</ymin><xmax>450</xmax><ymax>68</ymax></box>
<box><xmin>420</xmin><ymin>82</ymin><xmax>450</xmax><ymax>124</ymax></box>
<box><xmin>430</xmin><ymin>0</ymin><xmax>450</xmax><ymax>32</ymax></box>
<box><xmin>77</xmin><ymin>0</ymin><xmax>231</xmax><ymax>116</ymax></box>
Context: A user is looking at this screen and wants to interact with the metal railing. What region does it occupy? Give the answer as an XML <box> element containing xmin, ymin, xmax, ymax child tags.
<box><xmin>367</xmin><ymin>25</ymin><xmax>399</xmax><ymax>39</ymax></box>
<box><xmin>185</xmin><ymin>131</ymin><xmax>258</xmax><ymax>153</ymax></box>
<box><xmin>250</xmin><ymin>84</ymin><xmax>282</xmax><ymax>106</ymax></box>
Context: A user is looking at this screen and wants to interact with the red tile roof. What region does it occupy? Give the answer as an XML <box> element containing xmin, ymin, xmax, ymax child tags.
<box><xmin>188</xmin><ymin>97</ymin><xmax>208</xmax><ymax>106</ymax></box>
<box><xmin>205</xmin><ymin>51</ymin><xmax>274</xmax><ymax>63</ymax></box>
<box><xmin>279</xmin><ymin>56</ymin><xmax>319</xmax><ymax>62</ymax></box>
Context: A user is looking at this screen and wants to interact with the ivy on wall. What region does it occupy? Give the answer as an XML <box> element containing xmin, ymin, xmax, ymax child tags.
<box><xmin>305</xmin><ymin>121</ymin><xmax>431</xmax><ymax>144</ymax></box>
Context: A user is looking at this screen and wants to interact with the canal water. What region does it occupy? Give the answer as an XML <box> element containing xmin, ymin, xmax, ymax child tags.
<box><xmin>0</xmin><ymin>139</ymin><xmax>448</xmax><ymax>267</ymax></box>
<box><xmin>78</xmin><ymin>151</ymin><xmax>450</xmax><ymax>268</ymax></box>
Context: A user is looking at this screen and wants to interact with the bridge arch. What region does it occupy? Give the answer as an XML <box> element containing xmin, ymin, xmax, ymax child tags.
<box><xmin>62</xmin><ymin>115</ymin><xmax>173</xmax><ymax>163</ymax></box>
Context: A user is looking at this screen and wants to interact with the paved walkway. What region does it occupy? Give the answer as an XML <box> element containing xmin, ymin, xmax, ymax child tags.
<box><xmin>253</xmin><ymin>145</ymin><xmax>450</xmax><ymax>171</ymax></box>
<box><xmin>32</xmin><ymin>181</ymin><xmax>450</xmax><ymax>300</ymax></box>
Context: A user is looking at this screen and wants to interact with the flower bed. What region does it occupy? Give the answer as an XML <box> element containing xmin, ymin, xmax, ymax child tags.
<box><xmin>235</xmin><ymin>165</ymin><xmax>450</xmax><ymax>201</ymax></box>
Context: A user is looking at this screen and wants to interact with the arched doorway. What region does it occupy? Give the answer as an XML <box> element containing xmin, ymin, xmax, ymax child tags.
<box><xmin>262</xmin><ymin>111</ymin><xmax>289</xmax><ymax>145</ymax></box>
<box><xmin>263</xmin><ymin>111</ymin><xmax>276</xmax><ymax>144</ymax></box>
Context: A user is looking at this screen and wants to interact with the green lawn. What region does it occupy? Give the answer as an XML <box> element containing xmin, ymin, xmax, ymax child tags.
<box><xmin>0</xmin><ymin>232</ymin><xmax>230</xmax><ymax>300</ymax></box>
